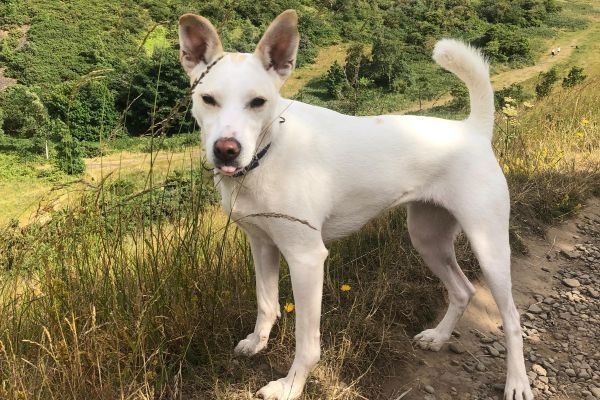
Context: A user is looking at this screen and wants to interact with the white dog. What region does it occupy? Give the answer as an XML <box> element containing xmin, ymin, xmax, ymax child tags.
<box><xmin>178</xmin><ymin>10</ymin><xmax>533</xmax><ymax>400</ymax></box>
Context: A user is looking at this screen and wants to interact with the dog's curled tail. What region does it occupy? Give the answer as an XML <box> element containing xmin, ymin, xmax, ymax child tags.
<box><xmin>433</xmin><ymin>39</ymin><xmax>494</xmax><ymax>139</ymax></box>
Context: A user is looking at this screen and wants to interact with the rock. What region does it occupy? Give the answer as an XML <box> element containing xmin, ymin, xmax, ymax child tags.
<box><xmin>566</xmin><ymin>368</ymin><xmax>577</xmax><ymax>377</ymax></box>
<box><xmin>591</xmin><ymin>387</ymin><xmax>600</xmax><ymax>397</ymax></box>
<box><xmin>493</xmin><ymin>383</ymin><xmax>505</xmax><ymax>392</ymax></box>
<box><xmin>449</xmin><ymin>343</ymin><xmax>466</xmax><ymax>354</ymax></box>
<box><xmin>561</xmin><ymin>249</ymin><xmax>581</xmax><ymax>259</ymax></box>
<box><xmin>486</xmin><ymin>346</ymin><xmax>500</xmax><ymax>357</ymax></box>
<box><xmin>528</xmin><ymin>303</ymin><xmax>543</xmax><ymax>313</ymax></box>
<box><xmin>532</xmin><ymin>364</ymin><xmax>547</xmax><ymax>376</ymax></box>
<box><xmin>493</xmin><ymin>341</ymin><xmax>506</xmax><ymax>353</ymax></box>
<box><xmin>424</xmin><ymin>385</ymin><xmax>435</xmax><ymax>394</ymax></box>
<box><xmin>563</xmin><ymin>278</ymin><xmax>581</xmax><ymax>288</ymax></box>
<box><xmin>578</xmin><ymin>369</ymin><xmax>591</xmax><ymax>379</ymax></box>
<box><xmin>476</xmin><ymin>362</ymin><xmax>486</xmax><ymax>372</ymax></box>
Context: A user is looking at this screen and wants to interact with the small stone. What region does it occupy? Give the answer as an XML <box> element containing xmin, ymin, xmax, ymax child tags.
<box><xmin>563</xmin><ymin>278</ymin><xmax>581</xmax><ymax>288</ymax></box>
<box><xmin>493</xmin><ymin>342</ymin><xmax>506</xmax><ymax>353</ymax></box>
<box><xmin>424</xmin><ymin>385</ymin><xmax>435</xmax><ymax>394</ymax></box>
<box><xmin>449</xmin><ymin>343</ymin><xmax>466</xmax><ymax>354</ymax></box>
<box><xmin>560</xmin><ymin>249</ymin><xmax>580</xmax><ymax>259</ymax></box>
<box><xmin>566</xmin><ymin>368</ymin><xmax>577</xmax><ymax>377</ymax></box>
<box><xmin>486</xmin><ymin>346</ymin><xmax>500</xmax><ymax>357</ymax></box>
<box><xmin>476</xmin><ymin>362</ymin><xmax>486</xmax><ymax>372</ymax></box>
<box><xmin>528</xmin><ymin>304</ymin><xmax>543</xmax><ymax>314</ymax></box>
<box><xmin>591</xmin><ymin>387</ymin><xmax>600</xmax><ymax>397</ymax></box>
<box><xmin>493</xmin><ymin>383</ymin><xmax>505</xmax><ymax>392</ymax></box>
<box><xmin>578</xmin><ymin>369</ymin><xmax>591</xmax><ymax>379</ymax></box>
<box><xmin>532</xmin><ymin>364</ymin><xmax>547</xmax><ymax>376</ymax></box>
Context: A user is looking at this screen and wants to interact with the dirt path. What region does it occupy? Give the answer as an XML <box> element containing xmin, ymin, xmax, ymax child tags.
<box><xmin>383</xmin><ymin>199</ymin><xmax>600</xmax><ymax>399</ymax></box>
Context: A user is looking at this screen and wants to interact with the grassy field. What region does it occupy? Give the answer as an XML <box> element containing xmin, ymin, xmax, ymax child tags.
<box><xmin>1</xmin><ymin>2</ymin><xmax>599</xmax><ymax>399</ymax></box>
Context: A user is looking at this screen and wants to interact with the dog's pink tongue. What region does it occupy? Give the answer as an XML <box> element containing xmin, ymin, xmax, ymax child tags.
<box><xmin>221</xmin><ymin>166</ymin><xmax>236</xmax><ymax>174</ymax></box>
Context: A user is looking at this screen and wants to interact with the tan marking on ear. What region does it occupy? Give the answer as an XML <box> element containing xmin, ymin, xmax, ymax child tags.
<box><xmin>226</xmin><ymin>52</ymin><xmax>250</xmax><ymax>63</ymax></box>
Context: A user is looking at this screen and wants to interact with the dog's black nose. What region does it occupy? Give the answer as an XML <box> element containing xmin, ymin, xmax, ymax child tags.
<box><xmin>213</xmin><ymin>138</ymin><xmax>241</xmax><ymax>163</ymax></box>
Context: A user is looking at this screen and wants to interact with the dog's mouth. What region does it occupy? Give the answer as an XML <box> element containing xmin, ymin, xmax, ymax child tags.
<box><xmin>218</xmin><ymin>165</ymin><xmax>239</xmax><ymax>175</ymax></box>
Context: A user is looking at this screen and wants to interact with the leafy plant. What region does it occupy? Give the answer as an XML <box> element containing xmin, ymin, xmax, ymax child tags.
<box><xmin>535</xmin><ymin>66</ymin><xmax>559</xmax><ymax>98</ymax></box>
<box><xmin>562</xmin><ymin>66</ymin><xmax>586</xmax><ymax>88</ymax></box>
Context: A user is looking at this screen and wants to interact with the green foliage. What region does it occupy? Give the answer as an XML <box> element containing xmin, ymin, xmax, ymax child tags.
<box><xmin>562</xmin><ymin>66</ymin><xmax>586</xmax><ymax>88</ymax></box>
<box><xmin>477</xmin><ymin>0</ymin><xmax>561</xmax><ymax>27</ymax></box>
<box><xmin>0</xmin><ymin>84</ymin><xmax>49</xmax><ymax>139</ymax></box>
<box><xmin>495</xmin><ymin>83</ymin><xmax>530</xmax><ymax>108</ymax></box>
<box><xmin>365</xmin><ymin>35</ymin><xmax>409</xmax><ymax>91</ymax></box>
<box><xmin>535</xmin><ymin>67</ymin><xmax>559</xmax><ymax>98</ymax></box>
<box><xmin>325</xmin><ymin>61</ymin><xmax>349</xmax><ymax>99</ymax></box>
<box><xmin>45</xmin><ymin>73</ymin><xmax>119</xmax><ymax>155</ymax></box>
<box><xmin>55</xmin><ymin>126</ymin><xmax>86</xmax><ymax>175</ymax></box>
<box><xmin>116</xmin><ymin>47</ymin><xmax>193</xmax><ymax>137</ymax></box>
<box><xmin>473</xmin><ymin>24</ymin><xmax>533</xmax><ymax>64</ymax></box>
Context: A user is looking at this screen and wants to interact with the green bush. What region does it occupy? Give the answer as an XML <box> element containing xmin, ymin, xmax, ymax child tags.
<box><xmin>535</xmin><ymin>67</ymin><xmax>559</xmax><ymax>98</ymax></box>
<box><xmin>562</xmin><ymin>66</ymin><xmax>586</xmax><ymax>88</ymax></box>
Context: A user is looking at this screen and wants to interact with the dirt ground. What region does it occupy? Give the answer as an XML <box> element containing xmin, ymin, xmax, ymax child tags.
<box><xmin>383</xmin><ymin>199</ymin><xmax>600</xmax><ymax>400</ymax></box>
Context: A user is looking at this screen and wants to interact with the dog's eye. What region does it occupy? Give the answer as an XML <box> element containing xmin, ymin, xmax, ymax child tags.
<box><xmin>248</xmin><ymin>97</ymin><xmax>266</xmax><ymax>109</ymax></box>
<box><xmin>201</xmin><ymin>95</ymin><xmax>217</xmax><ymax>106</ymax></box>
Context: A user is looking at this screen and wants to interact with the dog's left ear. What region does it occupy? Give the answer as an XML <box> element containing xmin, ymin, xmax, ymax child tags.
<box><xmin>255</xmin><ymin>9</ymin><xmax>300</xmax><ymax>85</ymax></box>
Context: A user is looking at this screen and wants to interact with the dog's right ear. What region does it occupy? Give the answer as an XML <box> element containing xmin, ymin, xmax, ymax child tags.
<box><xmin>178</xmin><ymin>14</ymin><xmax>223</xmax><ymax>76</ymax></box>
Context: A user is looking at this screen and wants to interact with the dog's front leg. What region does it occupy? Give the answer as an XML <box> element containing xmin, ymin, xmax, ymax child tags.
<box><xmin>235</xmin><ymin>235</ymin><xmax>281</xmax><ymax>357</ymax></box>
<box><xmin>257</xmin><ymin>240</ymin><xmax>328</xmax><ymax>400</ymax></box>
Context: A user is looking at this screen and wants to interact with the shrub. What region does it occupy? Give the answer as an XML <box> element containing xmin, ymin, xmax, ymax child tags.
<box><xmin>562</xmin><ymin>66</ymin><xmax>586</xmax><ymax>88</ymax></box>
<box><xmin>535</xmin><ymin>67</ymin><xmax>559</xmax><ymax>98</ymax></box>
<box><xmin>325</xmin><ymin>61</ymin><xmax>349</xmax><ymax>99</ymax></box>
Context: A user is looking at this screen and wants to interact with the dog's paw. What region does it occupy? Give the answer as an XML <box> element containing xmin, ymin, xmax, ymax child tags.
<box><xmin>414</xmin><ymin>328</ymin><xmax>448</xmax><ymax>351</ymax></box>
<box><xmin>234</xmin><ymin>333</ymin><xmax>268</xmax><ymax>357</ymax></box>
<box><xmin>256</xmin><ymin>377</ymin><xmax>303</xmax><ymax>400</ymax></box>
<box><xmin>504</xmin><ymin>373</ymin><xmax>534</xmax><ymax>400</ymax></box>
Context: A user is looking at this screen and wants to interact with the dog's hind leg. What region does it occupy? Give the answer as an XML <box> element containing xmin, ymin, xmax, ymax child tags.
<box><xmin>234</xmin><ymin>235</ymin><xmax>281</xmax><ymax>357</ymax></box>
<box><xmin>408</xmin><ymin>201</ymin><xmax>476</xmax><ymax>351</ymax></box>
<box><xmin>453</xmin><ymin>196</ymin><xmax>533</xmax><ymax>400</ymax></box>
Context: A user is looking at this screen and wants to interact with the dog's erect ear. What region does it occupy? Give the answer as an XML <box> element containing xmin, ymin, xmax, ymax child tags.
<box><xmin>178</xmin><ymin>14</ymin><xmax>223</xmax><ymax>76</ymax></box>
<box><xmin>254</xmin><ymin>10</ymin><xmax>300</xmax><ymax>83</ymax></box>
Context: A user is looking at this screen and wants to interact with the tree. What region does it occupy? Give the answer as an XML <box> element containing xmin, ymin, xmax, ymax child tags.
<box><xmin>45</xmin><ymin>72</ymin><xmax>119</xmax><ymax>156</ymax></box>
<box><xmin>116</xmin><ymin>46</ymin><xmax>193</xmax><ymax>137</ymax></box>
<box><xmin>325</xmin><ymin>61</ymin><xmax>349</xmax><ymax>99</ymax></box>
<box><xmin>0</xmin><ymin>85</ymin><xmax>49</xmax><ymax>139</ymax></box>
<box><xmin>54</xmin><ymin>121</ymin><xmax>85</xmax><ymax>175</ymax></box>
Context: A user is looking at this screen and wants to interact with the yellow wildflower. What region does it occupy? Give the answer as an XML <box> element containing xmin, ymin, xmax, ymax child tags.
<box><xmin>576</xmin><ymin>132</ymin><xmax>585</xmax><ymax>138</ymax></box>
<box><xmin>284</xmin><ymin>303</ymin><xmax>295</xmax><ymax>313</ymax></box>
<box><xmin>340</xmin><ymin>284</ymin><xmax>351</xmax><ymax>292</ymax></box>
<box><xmin>582</xmin><ymin>118</ymin><xmax>589</xmax><ymax>124</ymax></box>
<box><xmin>522</xmin><ymin>101</ymin><xmax>534</xmax><ymax>109</ymax></box>
<box><xmin>502</xmin><ymin>164</ymin><xmax>510</xmax><ymax>174</ymax></box>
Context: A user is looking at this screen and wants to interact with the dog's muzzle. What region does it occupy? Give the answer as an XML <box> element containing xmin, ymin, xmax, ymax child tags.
<box><xmin>213</xmin><ymin>137</ymin><xmax>241</xmax><ymax>174</ymax></box>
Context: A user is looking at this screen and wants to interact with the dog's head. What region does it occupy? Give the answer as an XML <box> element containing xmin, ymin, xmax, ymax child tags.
<box><xmin>178</xmin><ymin>10</ymin><xmax>299</xmax><ymax>175</ymax></box>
